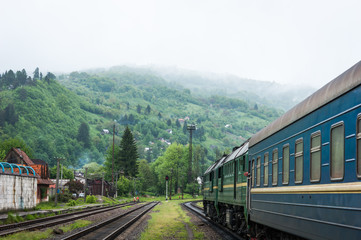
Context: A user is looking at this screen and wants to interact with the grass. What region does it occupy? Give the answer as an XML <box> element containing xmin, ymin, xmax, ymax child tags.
<box><xmin>140</xmin><ymin>198</ymin><xmax>205</xmax><ymax>240</ymax></box>
<box><xmin>0</xmin><ymin>219</ymin><xmax>92</xmax><ymax>240</ymax></box>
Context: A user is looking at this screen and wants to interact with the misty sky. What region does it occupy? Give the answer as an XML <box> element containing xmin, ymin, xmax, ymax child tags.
<box><xmin>0</xmin><ymin>0</ymin><xmax>360</xmax><ymax>88</ymax></box>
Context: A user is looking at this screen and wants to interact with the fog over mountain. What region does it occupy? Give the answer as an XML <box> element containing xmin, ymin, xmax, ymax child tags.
<box><xmin>151</xmin><ymin>66</ymin><xmax>316</xmax><ymax>111</ymax></box>
<box><xmin>83</xmin><ymin>65</ymin><xmax>315</xmax><ymax>111</ymax></box>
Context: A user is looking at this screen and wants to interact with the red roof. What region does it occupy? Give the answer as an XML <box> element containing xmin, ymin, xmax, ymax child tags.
<box><xmin>12</xmin><ymin>148</ymin><xmax>34</xmax><ymax>165</ymax></box>
<box><xmin>37</xmin><ymin>178</ymin><xmax>53</xmax><ymax>185</ymax></box>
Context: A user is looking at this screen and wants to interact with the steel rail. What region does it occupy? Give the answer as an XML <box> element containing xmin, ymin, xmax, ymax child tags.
<box><xmin>0</xmin><ymin>202</ymin><xmax>137</xmax><ymax>237</ymax></box>
<box><xmin>61</xmin><ymin>201</ymin><xmax>159</xmax><ymax>240</ymax></box>
<box><xmin>182</xmin><ymin>201</ymin><xmax>244</xmax><ymax>240</ymax></box>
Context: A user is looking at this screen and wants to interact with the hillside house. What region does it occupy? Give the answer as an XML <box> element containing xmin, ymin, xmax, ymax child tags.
<box><xmin>101</xmin><ymin>129</ymin><xmax>110</xmax><ymax>135</ymax></box>
<box><xmin>3</xmin><ymin>148</ymin><xmax>53</xmax><ymax>203</ymax></box>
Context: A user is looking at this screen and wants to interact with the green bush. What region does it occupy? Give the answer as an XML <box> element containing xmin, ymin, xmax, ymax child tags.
<box><xmin>85</xmin><ymin>195</ymin><xmax>97</xmax><ymax>204</ymax></box>
<box><xmin>58</xmin><ymin>192</ymin><xmax>72</xmax><ymax>203</ymax></box>
<box><xmin>5</xmin><ymin>213</ymin><xmax>17</xmax><ymax>224</ymax></box>
<box><xmin>25</xmin><ymin>214</ymin><xmax>36</xmax><ymax>220</ymax></box>
<box><xmin>76</xmin><ymin>198</ymin><xmax>84</xmax><ymax>204</ymax></box>
<box><xmin>16</xmin><ymin>215</ymin><xmax>24</xmax><ymax>222</ymax></box>
<box><xmin>67</xmin><ymin>200</ymin><xmax>77</xmax><ymax>206</ymax></box>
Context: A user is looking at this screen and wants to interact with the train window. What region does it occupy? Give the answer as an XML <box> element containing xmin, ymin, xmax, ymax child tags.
<box><xmin>357</xmin><ymin>115</ymin><xmax>361</xmax><ymax>177</ymax></box>
<box><xmin>256</xmin><ymin>156</ymin><xmax>261</xmax><ymax>186</ymax></box>
<box><xmin>272</xmin><ymin>149</ymin><xmax>278</xmax><ymax>185</ymax></box>
<box><xmin>295</xmin><ymin>138</ymin><xmax>303</xmax><ymax>184</ymax></box>
<box><xmin>282</xmin><ymin>145</ymin><xmax>290</xmax><ymax>185</ymax></box>
<box><xmin>330</xmin><ymin>122</ymin><xmax>344</xmax><ymax>180</ymax></box>
<box><xmin>310</xmin><ymin>131</ymin><xmax>321</xmax><ymax>182</ymax></box>
<box><xmin>242</xmin><ymin>156</ymin><xmax>246</xmax><ymax>171</ymax></box>
<box><xmin>252</xmin><ymin>159</ymin><xmax>255</xmax><ymax>187</ymax></box>
<box><xmin>264</xmin><ymin>153</ymin><xmax>269</xmax><ymax>186</ymax></box>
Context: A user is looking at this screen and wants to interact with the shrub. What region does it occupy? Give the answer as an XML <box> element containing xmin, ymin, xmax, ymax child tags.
<box><xmin>76</xmin><ymin>198</ymin><xmax>84</xmax><ymax>204</ymax></box>
<box><xmin>26</xmin><ymin>214</ymin><xmax>36</xmax><ymax>220</ymax></box>
<box><xmin>58</xmin><ymin>192</ymin><xmax>72</xmax><ymax>203</ymax></box>
<box><xmin>5</xmin><ymin>213</ymin><xmax>17</xmax><ymax>224</ymax></box>
<box><xmin>67</xmin><ymin>200</ymin><xmax>77</xmax><ymax>206</ymax></box>
<box><xmin>85</xmin><ymin>195</ymin><xmax>97</xmax><ymax>204</ymax></box>
<box><xmin>16</xmin><ymin>215</ymin><xmax>24</xmax><ymax>223</ymax></box>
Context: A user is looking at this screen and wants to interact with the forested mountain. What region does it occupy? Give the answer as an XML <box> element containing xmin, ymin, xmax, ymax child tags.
<box><xmin>150</xmin><ymin>66</ymin><xmax>316</xmax><ymax>111</ymax></box>
<box><xmin>0</xmin><ymin>67</ymin><xmax>282</xmax><ymax>174</ymax></box>
<box><xmin>84</xmin><ymin>65</ymin><xmax>315</xmax><ymax>110</ymax></box>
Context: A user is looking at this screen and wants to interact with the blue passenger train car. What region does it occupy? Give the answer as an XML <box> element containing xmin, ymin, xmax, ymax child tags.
<box><xmin>203</xmin><ymin>61</ymin><xmax>361</xmax><ymax>239</ymax></box>
<box><xmin>248</xmin><ymin>61</ymin><xmax>361</xmax><ymax>239</ymax></box>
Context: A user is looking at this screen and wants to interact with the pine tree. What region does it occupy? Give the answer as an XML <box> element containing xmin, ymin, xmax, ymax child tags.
<box><xmin>183</xmin><ymin>120</ymin><xmax>188</xmax><ymax>134</ymax></box>
<box><xmin>4</xmin><ymin>103</ymin><xmax>18</xmax><ymax>125</ymax></box>
<box><xmin>176</xmin><ymin>119</ymin><xmax>181</xmax><ymax>128</ymax></box>
<box><xmin>145</xmin><ymin>105</ymin><xmax>151</xmax><ymax>114</ymax></box>
<box><xmin>33</xmin><ymin>67</ymin><xmax>40</xmax><ymax>80</ymax></box>
<box><xmin>117</xmin><ymin>126</ymin><xmax>139</xmax><ymax>177</ymax></box>
<box><xmin>77</xmin><ymin>122</ymin><xmax>91</xmax><ymax>148</ymax></box>
<box><xmin>136</xmin><ymin>104</ymin><xmax>142</xmax><ymax>114</ymax></box>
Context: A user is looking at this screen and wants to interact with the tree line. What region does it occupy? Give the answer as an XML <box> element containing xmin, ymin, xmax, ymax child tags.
<box><xmin>0</xmin><ymin>68</ymin><xmax>56</xmax><ymax>90</ymax></box>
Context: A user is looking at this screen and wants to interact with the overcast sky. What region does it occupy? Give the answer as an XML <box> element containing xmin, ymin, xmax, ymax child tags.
<box><xmin>0</xmin><ymin>0</ymin><xmax>360</xmax><ymax>88</ymax></box>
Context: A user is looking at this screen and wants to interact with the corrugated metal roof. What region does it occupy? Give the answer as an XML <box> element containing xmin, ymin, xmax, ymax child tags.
<box><xmin>249</xmin><ymin>61</ymin><xmax>361</xmax><ymax>147</ymax></box>
<box><xmin>224</xmin><ymin>141</ymin><xmax>249</xmax><ymax>164</ymax></box>
<box><xmin>235</xmin><ymin>142</ymin><xmax>249</xmax><ymax>158</ymax></box>
<box><xmin>204</xmin><ymin>155</ymin><xmax>227</xmax><ymax>175</ymax></box>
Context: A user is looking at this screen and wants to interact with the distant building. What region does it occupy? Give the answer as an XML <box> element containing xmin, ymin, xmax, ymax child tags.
<box><xmin>166</xmin><ymin>129</ymin><xmax>173</xmax><ymax>134</ymax></box>
<box><xmin>87</xmin><ymin>178</ymin><xmax>113</xmax><ymax>196</ymax></box>
<box><xmin>102</xmin><ymin>129</ymin><xmax>110</xmax><ymax>134</ymax></box>
<box><xmin>3</xmin><ymin>148</ymin><xmax>53</xmax><ymax>203</ymax></box>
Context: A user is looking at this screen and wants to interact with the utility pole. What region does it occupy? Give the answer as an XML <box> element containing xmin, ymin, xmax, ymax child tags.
<box><xmin>60</xmin><ymin>163</ymin><xmax>63</xmax><ymax>191</ymax></box>
<box><xmin>101</xmin><ymin>173</ymin><xmax>104</xmax><ymax>197</ymax></box>
<box><xmin>54</xmin><ymin>157</ymin><xmax>64</xmax><ymax>206</ymax></box>
<box><xmin>170</xmin><ymin>169</ymin><xmax>172</xmax><ymax>200</ymax></box>
<box><xmin>84</xmin><ymin>167</ymin><xmax>88</xmax><ymax>202</ymax></box>
<box><xmin>112</xmin><ymin>124</ymin><xmax>115</xmax><ymax>185</ymax></box>
<box><xmin>133</xmin><ymin>177</ymin><xmax>136</xmax><ymax>196</ymax></box>
<box><xmin>165</xmin><ymin>175</ymin><xmax>169</xmax><ymax>201</ymax></box>
<box><xmin>115</xmin><ymin>171</ymin><xmax>118</xmax><ymax>198</ymax></box>
<box><xmin>187</xmin><ymin>124</ymin><xmax>196</xmax><ymax>184</ymax></box>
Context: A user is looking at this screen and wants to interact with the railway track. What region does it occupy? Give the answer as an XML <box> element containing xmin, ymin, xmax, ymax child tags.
<box><xmin>0</xmin><ymin>201</ymin><xmax>137</xmax><ymax>238</ymax></box>
<box><xmin>61</xmin><ymin>201</ymin><xmax>159</xmax><ymax>240</ymax></box>
<box><xmin>182</xmin><ymin>201</ymin><xmax>244</xmax><ymax>240</ymax></box>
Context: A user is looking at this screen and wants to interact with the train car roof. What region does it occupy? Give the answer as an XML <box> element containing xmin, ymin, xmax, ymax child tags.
<box><xmin>249</xmin><ymin>60</ymin><xmax>361</xmax><ymax>147</ymax></box>
<box><xmin>204</xmin><ymin>155</ymin><xmax>227</xmax><ymax>175</ymax></box>
<box><xmin>214</xmin><ymin>154</ymin><xmax>228</xmax><ymax>170</ymax></box>
<box><xmin>235</xmin><ymin>141</ymin><xmax>249</xmax><ymax>158</ymax></box>
<box><xmin>224</xmin><ymin>141</ymin><xmax>249</xmax><ymax>164</ymax></box>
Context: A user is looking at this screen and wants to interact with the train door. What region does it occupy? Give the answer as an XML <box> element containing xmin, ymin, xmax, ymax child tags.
<box><xmin>234</xmin><ymin>160</ymin><xmax>237</xmax><ymax>199</ymax></box>
<box><xmin>210</xmin><ymin>171</ymin><xmax>214</xmax><ymax>193</ymax></box>
<box><xmin>219</xmin><ymin>166</ymin><xmax>223</xmax><ymax>192</ymax></box>
<box><xmin>247</xmin><ymin>158</ymin><xmax>254</xmax><ymax>211</ymax></box>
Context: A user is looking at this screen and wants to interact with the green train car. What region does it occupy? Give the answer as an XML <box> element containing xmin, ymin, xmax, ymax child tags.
<box><xmin>203</xmin><ymin>141</ymin><xmax>249</xmax><ymax>235</ymax></box>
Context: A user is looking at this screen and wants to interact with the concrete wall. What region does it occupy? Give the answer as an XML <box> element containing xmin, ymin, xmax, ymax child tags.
<box><xmin>0</xmin><ymin>173</ymin><xmax>37</xmax><ymax>211</ymax></box>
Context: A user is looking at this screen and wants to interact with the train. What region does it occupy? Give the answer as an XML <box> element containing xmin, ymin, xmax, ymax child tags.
<box><xmin>202</xmin><ymin>61</ymin><xmax>361</xmax><ymax>240</ymax></box>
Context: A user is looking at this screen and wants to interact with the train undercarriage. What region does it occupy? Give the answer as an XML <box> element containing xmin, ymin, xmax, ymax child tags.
<box><xmin>203</xmin><ymin>200</ymin><xmax>248</xmax><ymax>237</ymax></box>
<box><xmin>203</xmin><ymin>200</ymin><xmax>305</xmax><ymax>240</ymax></box>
